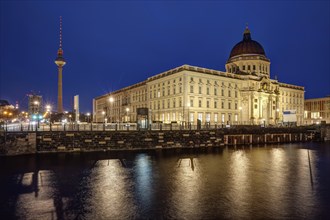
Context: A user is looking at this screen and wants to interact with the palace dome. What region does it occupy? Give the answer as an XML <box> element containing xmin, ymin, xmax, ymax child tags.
<box><xmin>229</xmin><ymin>27</ymin><xmax>266</xmax><ymax>58</ymax></box>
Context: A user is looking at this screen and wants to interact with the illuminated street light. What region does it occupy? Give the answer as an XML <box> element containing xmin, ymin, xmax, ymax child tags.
<box><xmin>187</xmin><ymin>102</ymin><xmax>190</xmax><ymax>124</ymax></box>
<box><xmin>102</xmin><ymin>111</ymin><xmax>106</xmax><ymax>123</ymax></box>
<box><xmin>86</xmin><ymin>112</ymin><xmax>91</xmax><ymax>123</ymax></box>
<box><xmin>276</xmin><ymin>108</ymin><xmax>280</xmax><ymax>125</ymax></box>
<box><xmin>126</xmin><ymin>108</ymin><xmax>129</xmax><ymax>123</ymax></box>
<box><xmin>109</xmin><ymin>97</ymin><xmax>114</xmax><ymax>122</ymax></box>
<box><xmin>46</xmin><ymin>105</ymin><xmax>52</xmax><ymax>123</ymax></box>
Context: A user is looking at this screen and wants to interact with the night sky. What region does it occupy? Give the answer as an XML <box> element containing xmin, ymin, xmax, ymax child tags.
<box><xmin>1</xmin><ymin>1</ymin><xmax>329</xmax><ymax>113</ymax></box>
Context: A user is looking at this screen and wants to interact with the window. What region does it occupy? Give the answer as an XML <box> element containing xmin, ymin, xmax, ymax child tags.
<box><xmin>207</xmin><ymin>100</ymin><xmax>210</xmax><ymax>108</ymax></box>
<box><xmin>222</xmin><ymin>89</ymin><xmax>224</xmax><ymax>96</ymax></box>
<box><xmin>253</xmin><ymin>65</ymin><xmax>256</xmax><ymax>70</ymax></box>
<box><xmin>168</xmin><ymin>88</ymin><xmax>170</xmax><ymax>95</ymax></box>
<box><xmin>173</xmin><ymin>87</ymin><xmax>176</xmax><ymax>94</ymax></box>
<box><xmin>221</xmin><ymin>114</ymin><xmax>225</xmax><ymax>123</ymax></box>
<box><xmin>190</xmin><ymin>99</ymin><xmax>194</xmax><ymax>107</ymax></box>
<box><xmin>207</xmin><ymin>87</ymin><xmax>210</xmax><ymax>95</ymax></box>
<box><xmin>190</xmin><ymin>112</ymin><xmax>194</xmax><ymax>123</ymax></box>
<box><xmin>173</xmin><ymin>98</ymin><xmax>176</xmax><ymax>108</ymax></box>
<box><xmin>190</xmin><ymin>77</ymin><xmax>193</xmax><ymax>81</ymax></box>
<box><xmin>198</xmin><ymin>113</ymin><xmax>203</xmax><ymax>122</ymax></box>
<box><xmin>157</xmin><ymin>90</ymin><xmax>160</xmax><ymax>98</ymax></box>
<box><xmin>255</xmin><ymin>104</ymin><xmax>258</xmax><ymax>109</ymax></box>
<box><xmin>167</xmin><ymin>99</ymin><xmax>170</xmax><ymax>108</ymax></box>
<box><xmin>157</xmin><ymin>101</ymin><xmax>160</xmax><ymax>109</ymax></box>
<box><xmin>228</xmin><ymin>90</ymin><xmax>231</xmax><ymax>97</ymax></box>
<box><xmin>235</xmin><ymin>103</ymin><xmax>237</xmax><ymax>110</ymax></box>
<box><xmin>254</xmin><ymin>99</ymin><xmax>258</xmax><ymax>102</ymax></box>
<box><xmin>248</xmin><ymin>65</ymin><xmax>251</xmax><ymax>71</ymax></box>
<box><xmin>179</xmin><ymin>98</ymin><xmax>182</xmax><ymax>107</ymax></box>
<box><xmin>199</xmin><ymin>86</ymin><xmax>202</xmax><ymax>94</ymax></box>
<box><xmin>206</xmin><ymin>113</ymin><xmax>210</xmax><ymax>122</ymax></box>
<box><xmin>243</xmin><ymin>65</ymin><xmax>246</xmax><ymax>70</ymax></box>
<box><xmin>235</xmin><ymin>91</ymin><xmax>238</xmax><ymax>98</ymax></box>
<box><xmin>172</xmin><ymin>113</ymin><xmax>176</xmax><ymax>121</ymax></box>
<box><xmin>228</xmin><ymin>102</ymin><xmax>231</xmax><ymax>109</ymax></box>
<box><xmin>221</xmin><ymin>101</ymin><xmax>225</xmax><ymax>109</ymax></box>
<box><xmin>162</xmin><ymin>100</ymin><xmax>165</xmax><ymax>109</ymax></box>
<box><xmin>199</xmin><ymin>100</ymin><xmax>202</xmax><ymax>107</ymax></box>
<box><xmin>214</xmin><ymin>101</ymin><xmax>217</xmax><ymax>108</ymax></box>
<box><xmin>214</xmin><ymin>88</ymin><xmax>217</xmax><ymax>96</ymax></box>
<box><xmin>190</xmin><ymin>85</ymin><xmax>194</xmax><ymax>93</ymax></box>
<box><xmin>179</xmin><ymin>86</ymin><xmax>182</xmax><ymax>93</ymax></box>
<box><xmin>214</xmin><ymin>113</ymin><xmax>218</xmax><ymax>123</ymax></box>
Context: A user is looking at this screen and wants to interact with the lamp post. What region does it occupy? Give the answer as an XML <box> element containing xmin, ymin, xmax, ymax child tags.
<box><xmin>276</xmin><ymin>108</ymin><xmax>280</xmax><ymax>126</ymax></box>
<box><xmin>46</xmin><ymin>105</ymin><xmax>51</xmax><ymax>124</ymax></box>
<box><xmin>102</xmin><ymin>111</ymin><xmax>105</xmax><ymax>124</ymax></box>
<box><xmin>126</xmin><ymin>108</ymin><xmax>129</xmax><ymax>123</ymax></box>
<box><xmin>86</xmin><ymin>112</ymin><xmax>91</xmax><ymax>123</ymax></box>
<box><xmin>109</xmin><ymin>97</ymin><xmax>114</xmax><ymax>123</ymax></box>
<box><xmin>187</xmin><ymin>102</ymin><xmax>190</xmax><ymax>128</ymax></box>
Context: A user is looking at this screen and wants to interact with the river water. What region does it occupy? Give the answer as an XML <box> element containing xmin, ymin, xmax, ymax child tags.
<box><xmin>0</xmin><ymin>143</ymin><xmax>329</xmax><ymax>219</ymax></box>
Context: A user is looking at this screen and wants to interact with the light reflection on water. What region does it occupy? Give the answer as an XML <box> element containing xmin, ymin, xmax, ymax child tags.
<box><xmin>0</xmin><ymin>143</ymin><xmax>329</xmax><ymax>219</ymax></box>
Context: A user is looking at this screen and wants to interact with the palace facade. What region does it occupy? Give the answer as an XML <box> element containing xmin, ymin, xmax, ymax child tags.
<box><xmin>304</xmin><ymin>96</ymin><xmax>330</xmax><ymax>124</ymax></box>
<box><xmin>93</xmin><ymin>27</ymin><xmax>304</xmax><ymax>126</ymax></box>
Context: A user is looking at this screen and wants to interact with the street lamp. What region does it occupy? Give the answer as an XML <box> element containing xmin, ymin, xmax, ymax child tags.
<box><xmin>109</xmin><ymin>97</ymin><xmax>114</xmax><ymax>122</ymax></box>
<box><xmin>276</xmin><ymin>108</ymin><xmax>280</xmax><ymax>125</ymax></box>
<box><xmin>187</xmin><ymin>102</ymin><xmax>191</xmax><ymax>126</ymax></box>
<box><xmin>102</xmin><ymin>111</ymin><xmax>105</xmax><ymax>123</ymax></box>
<box><xmin>86</xmin><ymin>112</ymin><xmax>91</xmax><ymax>123</ymax></box>
<box><xmin>126</xmin><ymin>108</ymin><xmax>129</xmax><ymax>123</ymax></box>
<box><xmin>46</xmin><ymin>105</ymin><xmax>51</xmax><ymax>123</ymax></box>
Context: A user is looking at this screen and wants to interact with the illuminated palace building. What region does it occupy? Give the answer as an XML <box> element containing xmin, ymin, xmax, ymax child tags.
<box><xmin>93</xmin><ymin>27</ymin><xmax>304</xmax><ymax>126</ymax></box>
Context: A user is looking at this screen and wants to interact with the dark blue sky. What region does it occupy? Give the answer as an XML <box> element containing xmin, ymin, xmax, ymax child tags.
<box><xmin>1</xmin><ymin>1</ymin><xmax>329</xmax><ymax>113</ymax></box>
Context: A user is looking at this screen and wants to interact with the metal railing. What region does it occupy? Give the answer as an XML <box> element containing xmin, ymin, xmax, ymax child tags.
<box><xmin>0</xmin><ymin>122</ymin><xmax>249</xmax><ymax>132</ymax></box>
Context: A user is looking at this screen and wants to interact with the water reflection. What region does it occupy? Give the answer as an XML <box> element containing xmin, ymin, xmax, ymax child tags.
<box><xmin>170</xmin><ymin>156</ymin><xmax>202</xmax><ymax>219</ymax></box>
<box><xmin>0</xmin><ymin>144</ymin><xmax>329</xmax><ymax>219</ymax></box>
<box><xmin>228</xmin><ymin>149</ymin><xmax>251</xmax><ymax>219</ymax></box>
<box><xmin>83</xmin><ymin>159</ymin><xmax>137</xmax><ymax>219</ymax></box>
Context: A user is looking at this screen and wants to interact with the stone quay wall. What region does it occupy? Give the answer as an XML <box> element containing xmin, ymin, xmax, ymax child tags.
<box><xmin>0</xmin><ymin>127</ymin><xmax>316</xmax><ymax>155</ymax></box>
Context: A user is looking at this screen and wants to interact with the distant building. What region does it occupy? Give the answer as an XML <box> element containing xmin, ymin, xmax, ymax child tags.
<box><xmin>93</xmin><ymin>27</ymin><xmax>305</xmax><ymax>126</ymax></box>
<box><xmin>0</xmin><ymin>100</ymin><xmax>10</xmax><ymax>107</ymax></box>
<box><xmin>304</xmin><ymin>96</ymin><xmax>330</xmax><ymax>124</ymax></box>
<box><xmin>28</xmin><ymin>95</ymin><xmax>43</xmax><ymax>115</ymax></box>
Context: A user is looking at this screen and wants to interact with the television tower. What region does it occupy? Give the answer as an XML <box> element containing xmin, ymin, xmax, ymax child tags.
<box><xmin>55</xmin><ymin>16</ymin><xmax>66</xmax><ymax>113</ymax></box>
